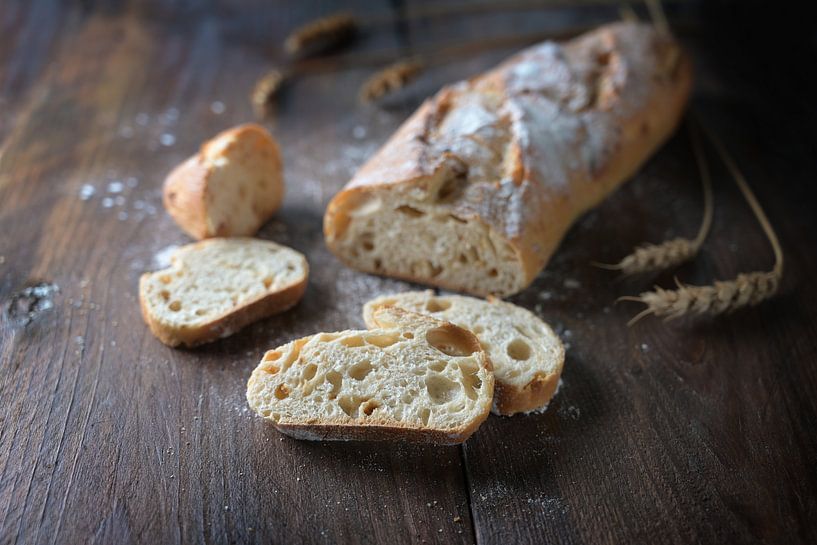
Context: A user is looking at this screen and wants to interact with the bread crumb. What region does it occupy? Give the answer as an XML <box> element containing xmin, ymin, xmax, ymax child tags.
<box><xmin>453</xmin><ymin>516</ymin><xmax>461</xmax><ymax>523</ymax></box>
<box><xmin>563</xmin><ymin>278</ymin><xmax>581</xmax><ymax>289</ymax></box>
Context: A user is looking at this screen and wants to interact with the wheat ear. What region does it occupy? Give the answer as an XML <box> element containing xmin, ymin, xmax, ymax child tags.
<box><xmin>284</xmin><ymin>12</ymin><xmax>357</xmax><ymax>57</ymax></box>
<box><xmin>251</xmin><ymin>69</ymin><xmax>290</xmax><ymax>118</ymax></box>
<box><xmin>621</xmin><ymin>119</ymin><xmax>784</xmax><ymax>325</ymax></box>
<box><xmin>595</xmin><ymin>121</ymin><xmax>713</xmax><ymax>275</ymax></box>
<box><xmin>359</xmin><ymin>57</ymin><xmax>425</xmax><ymax>103</ymax></box>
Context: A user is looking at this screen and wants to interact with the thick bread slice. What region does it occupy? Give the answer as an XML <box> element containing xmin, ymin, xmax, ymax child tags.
<box><xmin>246</xmin><ymin>307</ymin><xmax>494</xmax><ymax>444</ymax></box>
<box><xmin>139</xmin><ymin>238</ymin><xmax>308</xmax><ymax>347</ymax></box>
<box><xmin>364</xmin><ymin>291</ymin><xmax>564</xmax><ymax>416</ymax></box>
<box><xmin>163</xmin><ymin>124</ymin><xmax>284</xmax><ymax>239</ymax></box>
<box><xmin>324</xmin><ymin>23</ymin><xmax>692</xmax><ymax>296</ymax></box>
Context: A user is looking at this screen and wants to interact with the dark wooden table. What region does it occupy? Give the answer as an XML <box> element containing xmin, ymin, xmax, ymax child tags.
<box><xmin>1</xmin><ymin>1</ymin><xmax>815</xmax><ymax>544</ymax></box>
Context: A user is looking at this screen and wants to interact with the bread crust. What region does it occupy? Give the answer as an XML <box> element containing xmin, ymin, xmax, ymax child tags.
<box><xmin>163</xmin><ymin>123</ymin><xmax>284</xmax><ymax>240</ymax></box>
<box><xmin>324</xmin><ymin>23</ymin><xmax>693</xmax><ymax>296</ymax></box>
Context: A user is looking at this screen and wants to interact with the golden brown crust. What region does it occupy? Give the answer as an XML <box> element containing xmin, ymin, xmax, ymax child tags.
<box><xmin>163</xmin><ymin>156</ymin><xmax>210</xmax><ymax>240</ymax></box>
<box><xmin>139</xmin><ymin>273</ymin><xmax>307</xmax><ymax>348</ymax></box>
<box><xmin>163</xmin><ymin>123</ymin><xmax>284</xmax><ymax>240</ymax></box>
<box><xmin>324</xmin><ymin>23</ymin><xmax>693</xmax><ymax>297</ymax></box>
<box><xmin>493</xmin><ymin>368</ymin><xmax>562</xmax><ymax>416</ymax></box>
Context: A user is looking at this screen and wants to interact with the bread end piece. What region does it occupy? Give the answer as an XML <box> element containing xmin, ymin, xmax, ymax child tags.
<box><xmin>163</xmin><ymin>124</ymin><xmax>284</xmax><ymax>239</ymax></box>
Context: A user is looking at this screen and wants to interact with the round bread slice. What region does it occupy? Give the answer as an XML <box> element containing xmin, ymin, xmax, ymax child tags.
<box><xmin>246</xmin><ymin>307</ymin><xmax>494</xmax><ymax>444</ymax></box>
<box><xmin>163</xmin><ymin>123</ymin><xmax>284</xmax><ymax>239</ymax></box>
<box><xmin>363</xmin><ymin>291</ymin><xmax>564</xmax><ymax>416</ymax></box>
<box><xmin>139</xmin><ymin>238</ymin><xmax>308</xmax><ymax>347</ymax></box>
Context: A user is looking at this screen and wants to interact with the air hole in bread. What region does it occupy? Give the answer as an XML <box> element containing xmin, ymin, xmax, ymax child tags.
<box><xmin>429</xmin><ymin>360</ymin><xmax>447</xmax><ymax>372</ymax></box>
<box><xmin>339</xmin><ymin>335</ymin><xmax>365</xmax><ymax>348</ymax></box>
<box><xmin>507</xmin><ymin>338</ymin><xmax>532</xmax><ymax>361</ymax></box>
<box><xmin>160</xmin><ymin>290</ymin><xmax>170</xmax><ymax>301</ymax></box>
<box><xmin>472</xmin><ymin>325</ymin><xmax>484</xmax><ymax>334</ymax></box>
<box><xmin>286</xmin><ymin>263</ymin><xmax>294</xmax><ymax>272</ymax></box>
<box><xmin>425</xmin><ymin>298</ymin><xmax>451</xmax><ymax>313</ymax></box>
<box><xmin>373</xmin><ymin>258</ymin><xmax>383</xmax><ymax>271</ymax></box>
<box><xmin>429</xmin><ymin>262</ymin><xmax>443</xmax><ymax>277</ymax></box>
<box><xmin>264</xmin><ymin>366</ymin><xmax>280</xmax><ymax>375</ymax></box>
<box><xmin>366</xmin><ymin>333</ymin><xmax>399</xmax><ymax>348</ymax></box>
<box><xmin>426</xmin><ymin>326</ymin><xmax>476</xmax><ymax>357</ymax></box>
<box><xmin>195</xmin><ymin>309</ymin><xmax>207</xmax><ymax>316</ymax></box>
<box><xmin>338</xmin><ymin>395</ymin><xmax>363</xmax><ymax>418</ymax></box>
<box><xmin>458</xmin><ymin>253</ymin><xmax>468</xmax><ymax>264</ymax></box>
<box><xmin>436</xmin><ymin>174</ymin><xmax>466</xmax><ymax>202</ymax></box>
<box><xmin>348</xmin><ymin>359</ymin><xmax>373</xmax><ymax>381</ymax></box>
<box><xmin>419</xmin><ymin>407</ymin><xmax>431</xmax><ymax>426</ymax></box>
<box><xmin>274</xmin><ymin>384</ymin><xmax>290</xmax><ymax>400</ymax></box>
<box><xmin>262</xmin><ymin>277</ymin><xmax>273</xmax><ymax>289</ymax></box>
<box><xmin>488</xmin><ymin>268</ymin><xmax>498</xmax><ymax>278</ymax></box>
<box><xmin>448</xmin><ymin>214</ymin><xmax>467</xmax><ymax>224</ymax></box>
<box><xmin>303</xmin><ymin>364</ymin><xmax>318</xmax><ymax>381</ymax></box>
<box><xmin>395</xmin><ymin>205</ymin><xmax>425</xmax><ymax>218</ymax></box>
<box><xmin>360</xmin><ymin>232</ymin><xmax>375</xmax><ymax>252</ymax></box>
<box><xmin>426</xmin><ymin>374</ymin><xmax>460</xmax><ymax>404</ymax></box>
<box><xmin>169</xmin><ymin>301</ymin><xmax>182</xmax><ymax>312</ymax></box>
<box><xmin>325</xmin><ymin>371</ymin><xmax>342</xmax><ymax>399</ymax></box>
<box><xmin>402</xmin><ymin>332</ymin><xmax>414</xmax><ymax>339</ymax></box>
<box><xmin>458</xmin><ymin>362</ymin><xmax>482</xmax><ymax>399</ymax></box>
<box><xmin>361</xmin><ymin>399</ymin><xmax>381</xmax><ymax>416</ymax></box>
<box><xmin>159</xmin><ymin>275</ymin><xmax>172</xmax><ymax>284</ymax></box>
<box><xmin>479</xmin><ymin>341</ymin><xmax>491</xmax><ymax>352</ymax></box>
<box><xmin>264</xmin><ymin>351</ymin><xmax>282</xmax><ymax>362</ymax></box>
<box><xmin>316</xmin><ymin>333</ymin><xmax>340</xmax><ymax>343</ymax></box>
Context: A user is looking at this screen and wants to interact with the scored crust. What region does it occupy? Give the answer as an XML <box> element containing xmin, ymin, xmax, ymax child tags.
<box><xmin>139</xmin><ymin>238</ymin><xmax>308</xmax><ymax>348</ymax></box>
<box><xmin>246</xmin><ymin>307</ymin><xmax>494</xmax><ymax>444</ymax></box>
<box><xmin>363</xmin><ymin>291</ymin><xmax>565</xmax><ymax>415</ymax></box>
<box><xmin>324</xmin><ymin>22</ymin><xmax>693</xmax><ymax>297</ymax></box>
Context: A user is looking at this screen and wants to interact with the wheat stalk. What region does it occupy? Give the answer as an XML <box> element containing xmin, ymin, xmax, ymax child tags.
<box><xmin>359</xmin><ymin>57</ymin><xmax>426</xmax><ymax>103</ymax></box>
<box><xmin>595</xmin><ymin>120</ymin><xmax>713</xmax><ymax>275</ymax></box>
<box><xmin>621</xmin><ymin>118</ymin><xmax>784</xmax><ymax>325</ymax></box>
<box><xmin>284</xmin><ymin>12</ymin><xmax>357</xmax><ymax>57</ymax></box>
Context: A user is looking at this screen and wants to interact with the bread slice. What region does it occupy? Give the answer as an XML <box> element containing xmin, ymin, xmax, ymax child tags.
<box><xmin>163</xmin><ymin>123</ymin><xmax>284</xmax><ymax>239</ymax></box>
<box><xmin>323</xmin><ymin>23</ymin><xmax>692</xmax><ymax>296</ymax></box>
<box><xmin>246</xmin><ymin>307</ymin><xmax>494</xmax><ymax>444</ymax></box>
<box><xmin>364</xmin><ymin>291</ymin><xmax>563</xmax><ymax>416</ymax></box>
<box><xmin>139</xmin><ymin>238</ymin><xmax>308</xmax><ymax>347</ymax></box>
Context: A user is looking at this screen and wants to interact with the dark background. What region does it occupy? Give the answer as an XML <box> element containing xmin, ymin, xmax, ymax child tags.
<box><xmin>1</xmin><ymin>1</ymin><xmax>816</xmax><ymax>544</ymax></box>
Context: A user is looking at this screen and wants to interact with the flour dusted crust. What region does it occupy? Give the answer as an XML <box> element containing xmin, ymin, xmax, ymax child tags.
<box><xmin>246</xmin><ymin>307</ymin><xmax>494</xmax><ymax>444</ymax></box>
<box><xmin>163</xmin><ymin>124</ymin><xmax>284</xmax><ymax>239</ymax></box>
<box><xmin>324</xmin><ymin>23</ymin><xmax>693</xmax><ymax>296</ymax></box>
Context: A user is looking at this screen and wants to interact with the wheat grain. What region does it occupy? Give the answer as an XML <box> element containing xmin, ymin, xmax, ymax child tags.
<box><xmin>621</xmin><ymin>271</ymin><xmax>781</xmax><ymax>325</ymax></box>
<box><xmin>359</xmin><ymin>58</ymin><xmax>425</xmax><ymax>103</ymax></box>
<box><xmin>596</xmin><ymin>120</ymin><xmax>713</xmax><ymax>275</ymax></box>
<box><xmin>284</xmin><ymin>12</ymin><xmax>357</xmax><ymax>57</ymax></box>
<box><xmin>251</xmin><ymin>69</ymin><xmax>289</xmax><ymax>118</ymax></box>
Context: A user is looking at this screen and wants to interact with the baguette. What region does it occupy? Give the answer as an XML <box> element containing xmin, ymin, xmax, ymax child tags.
<box><xmin>139</xmin><ymin>238</ymin><xmax>308</xmax><ymax>347</ymax></box>
<box><xmin>246</xmin><ymin>307</ymin><xmax>494</xmax><ymax>444</ymax></box>
<box><xmin>324</xmin><ymin>22</ymin><xmax>692</xmax><ymax>296</ymax></box>
<box><xmin>364</xmin><ymin>291</ymin><xmax>563</xmax><ymax>415</ymax></box>
<box><xmin>163</xmin><ymin>124</ymin><xmax>284</xmax><ymax>239</ymax></box>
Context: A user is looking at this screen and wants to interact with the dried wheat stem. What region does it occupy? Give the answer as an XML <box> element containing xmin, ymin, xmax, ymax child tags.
<box><xmin>359</xmin><ymin>57</ymin><xmax>425</xmax><ymax>103</ymax></box>
<box><xmin>645</xmin><ymin>0</ymin><xmax>671</xmax><ymax>36</ymax></box>
<box><xmin>284</xmin><ymin>12</ymin><xmax>357</xmax><ymax>57</ymax></box>
<box><xmin>595</xmin><ymin>120</ymin><xmax>713</xmax><ymax>275</ymax></box>
<box><xmin>622</xmin><ymin>119</ymin><xmax>784</xmax><ymax>324</ymax></box>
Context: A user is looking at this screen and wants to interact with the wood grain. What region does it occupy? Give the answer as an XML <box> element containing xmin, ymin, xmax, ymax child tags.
<box><xmin>1</xmin><ymin>0</ymin><xmax>816</xmax><ymax>544</ymax></box>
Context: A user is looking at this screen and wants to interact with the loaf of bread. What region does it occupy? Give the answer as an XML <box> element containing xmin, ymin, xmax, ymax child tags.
<box><xmin>324</xmin><ymin>22</ymin><xmax>692</xmax><ymax>296</ymax></box>
<box><xmin>139</xmin><ymin>238</ymin><xmax>308</xmax><ymax>347</ymax></box>
<box><xmin>163</xmin><ymin>124</ymin><xmax>284</xmax><ymax>239</ymax></box>
<box><xmin>363</xmin><ymin>291</ymin><xmax>563</xmax><ymax>415</ymax></box>
<box><xmin>246</xmin><ymin>307</ymin><xmax>494</xmax><ymax>443</ymax></box>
